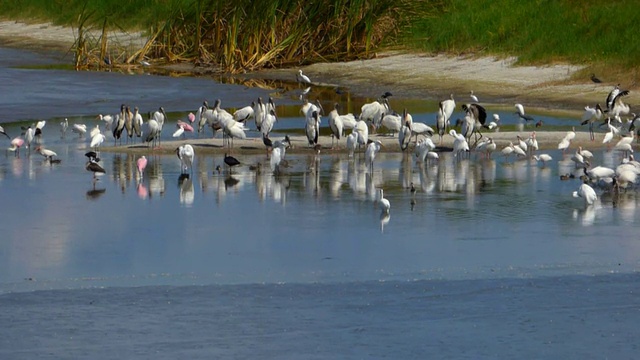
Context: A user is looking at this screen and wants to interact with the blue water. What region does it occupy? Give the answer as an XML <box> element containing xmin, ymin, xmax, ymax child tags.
<box><xmin>1</xmin><ymin>46</ymin><xmax>639</xmax><ymax>359</ymax></box>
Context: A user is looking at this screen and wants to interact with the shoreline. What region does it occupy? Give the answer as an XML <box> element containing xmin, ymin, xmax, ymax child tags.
<box><xmin>1</xmin><ymin>20</ymin><xmax>637</xmax><ymax>112</ymax></box>
<box><xmin>0</xmin><ymin>20</ymin><xmax>634</xmax><ymax>156</ymax></box>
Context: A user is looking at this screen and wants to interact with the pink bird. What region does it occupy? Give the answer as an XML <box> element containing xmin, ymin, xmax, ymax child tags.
<box><xmin>136</xmin><ymin>155</ymin><xmax>148</xmax><ymax>179</ymax></box>
<box><xmin>8</xmin><ymin>137</ymin><xmax>24</xmax><ymax>156</ymax></box>
<box><xmin>188</xmin><ymin>112</ymin><xmax>196</xmax><ymax>123</ymax></box>
<box><xmin>137</xmin><ymin>183</ymin><xmax>149</xmax><ymax>200</ymax></box>
<box><xmin>177</xmin><ymin>120</ymin><xmax>194</xmax><ymax>133</ymax></box>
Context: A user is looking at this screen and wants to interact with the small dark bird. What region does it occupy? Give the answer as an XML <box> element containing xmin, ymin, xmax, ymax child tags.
<box><xmin>224</xmin><ymin>153</ymin><xmax>241</xmax><ymax>172</ymax></box>
<box><xmin>535</xmin><ymin>120</ymin><xmax>544</xmax><ymax>127</ymax></box>
<box><xmin>590</xmin><ymin>73</ymin><xmax>602</xmax><ymax>83</ymax></box>
<box><xmin>381</xmin><ymin>91</ymin><xmax>393</xmax><ymax>99</ymax></box>
<box><xmin>410</xmin><ymin>182</ymin><xmax>416</xmax><ymax>195</ymax></box>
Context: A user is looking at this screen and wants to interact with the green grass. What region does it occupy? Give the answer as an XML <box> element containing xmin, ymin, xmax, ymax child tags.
<box><xmin>1</xmin><ymin>0</ymin><xmax>639</xmax><ymax>81</ymax></box>
<box><xmin>399</xmin><ymin>0</ymin><xmax>640</xmax><ymax>75</ymax></box>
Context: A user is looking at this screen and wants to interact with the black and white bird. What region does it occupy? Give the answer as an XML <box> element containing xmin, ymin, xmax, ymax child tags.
<box><xmin>605</xmin><ymin>84</ymin><xmax>629</xmax><ymax>113</ymax></box>
<box><xmin>86</xmin><ymin>157</ymin><xmax>106</xmax><ymax>181</ymax></box>
<box><xmin>515</xmin><ymin>103</ymin><xmax>534</xmax><ymax>122</ymax></box>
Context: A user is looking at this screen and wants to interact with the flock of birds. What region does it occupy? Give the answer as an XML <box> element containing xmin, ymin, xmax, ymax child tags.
<box><xmin>2</xmin><ymin>69</ymin><xmax>639</xmax><ymax>214</ymax></box>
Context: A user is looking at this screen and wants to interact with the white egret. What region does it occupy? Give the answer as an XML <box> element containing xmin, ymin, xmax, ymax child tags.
<box><xmin>470</xmin><ymin>90</ymin><xmax>479</xmax><ymax>103</ymax></box>
<box><xmin>296</xmin><ymin>69</ymin><xmax>311</xmax><ymax>85</ymax></box>
<box><xmin>346</xmin><ymin>130</ymin><xmax>358</xmax><ymax>158</ymax></box>
<box><xmin>378</xmin><ymin>188</ymin><xmax>390</xmax><ymax>214</ymax></box>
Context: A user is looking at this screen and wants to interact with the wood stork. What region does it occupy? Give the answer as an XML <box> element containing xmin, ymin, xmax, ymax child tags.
<box><xmin>328</xmin><ymin>103</ymin><xmax>344</xmax><ymax>148</ymax></box>
<box><xmin>581</xmin><ymin>104</ymin><xmax>603</xmax><ymax>141</ymax></box>
<box><xmin>176</xmin><ymin>144</ymin><xmax>195</xmax><ymax>174</ymax></box>
<box><xmin>365</xmin><ymin>140</ymin><xmax>383</xmax><ymax>172</ymax></box>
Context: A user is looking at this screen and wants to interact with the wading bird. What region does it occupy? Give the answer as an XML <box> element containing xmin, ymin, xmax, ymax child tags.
<box><xmin>296</xmin><ymin>69</ymin><xmax>311</xmax><ymax>85</ymax></box>
<box><xmin>176</xmin><ymin>144</ymin><xmax>195</xmax><ymax>174</ymax></box>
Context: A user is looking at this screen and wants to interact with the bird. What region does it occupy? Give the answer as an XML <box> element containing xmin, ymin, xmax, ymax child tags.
<box><xmin>270</xmin><ymin>141</ymin><xmax>287</xmax><ymax>174</ymax></box>
<box><xmin>590</xmin><ymin>74</ymin><xmax>602</xmax><ymax>83</ymax></box>
<box><xmin>514</xmin><ymin>103</ymin><xmax>534</xmax><ymax>122</ymax></box>
<box><xmin>437</xmin><ymin>94</ymin><xmax>456</xmax><ymax>143</ymax></box>
<box><xmin>7</xmin><ymin>137</ymin><xmax>24</xmax><ymax>156</ymax></box>
<box><xmin>360</xmin><ymin>94</ymin><xmax>390</xmax><ymax>132</ymax></box>
<box><xmin>35</xmin><ymin>146</ymin><xmax>58</xmax><ymax>163</ymax></box>
<box><xmin>305</xmin><ymin>110</ymin><xmax>320</xmax><ymax>147</ymax></box>
<box><xmin>224</xmin><ymin>153</ymin><xmax>241</xmax><ymax>173</ymax></box>
<box><xmin>136</xmin><ymin>155</ymin><xmax>148</xmax><ymax>179</ymax></box>
<box><xmin>90</xmin><ymin>132</ymin><xmax>106</xmax><ymax>151</ymax></box>
<box><xmin>346</xmin><ymin>130</ymin><xmax>358</xmax><ymax>158</ymax></box>
<box><xmin>533</xmin><ymin>154</ymin><xmax>553</xmax><ymax>166</ymax></box>
<box><xmin>72</xmin><ymin>123</ymin><xmax>87</xmax><ymax>137</ymax></box>
<box><xmin>86</xmin><ymin>158</ymin><xmax>106</xmax><ymax>181</ymax></box>
<box><xmin>328</xmin><ymin>103</ymin><xmax>344</xmax><ymax>148</ymax></box>
<box><xmin>59</xmin><ymin>118</ymin><xmax>68</xmax><ymax>138</ymax></box>
<box><xmin>296</xmin><ymin>69</ymin><xmax>311</xmax><ymax>85</ymax></box>
<box><xmin>581</xmin><ymin>104</ymin><xmax>603</xmax><ymax>141</ymax></box>
<box><xmin>378</xmin><ymin>188</ymin><xmax>390</xmax><ymax>214</ymax></box>
<box><xmin>469</xmin><ymin>90</ymin><xmax>479</xmax><ymax>103</ymax></box>
<box><xmin>484</xmin><ymin>114</ymin><xmax>500</xmax><ymax>130</ymax></box>
<box><xmin>365</xmin><ymin>140</ymin><xmax>383</xmax><ymax>172</ymax></box>
<box><xmin>176</xmin><ymin>144</ymin><xmax>195</xmax><ymax>174</ymax></box>
<box><xmin>233</xmin><ymin>102</ymin><xmax>255</xmax><ymax>123</ymax></box>
<box><xmin>573</xmin><ymin>183</ymin><xmax>597</xmax><ymax>206</ymax></box>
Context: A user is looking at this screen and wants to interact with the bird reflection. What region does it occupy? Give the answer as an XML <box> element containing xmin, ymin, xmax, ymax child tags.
<box><xmin>86</xmin><ymin>186</ymin><xmax>106</xmax><ymax>200</ymax></box>
<box><xmin>224</xmin><ymin>175</ymin><xmax>240</xmax><ymax>190</ymax></box>
<box><xmin>380</xmin><ymin>212</ymin><xmax>390</xmax><ymax>233</ymax></box>
<box><xmin>178</xmin><ymin>174</ymin><xmax>194</xmax><ymax>205</ymax></box>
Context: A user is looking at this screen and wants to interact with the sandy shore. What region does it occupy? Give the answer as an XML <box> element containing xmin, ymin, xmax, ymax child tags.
<box><xmin>0</xmin><ymin>20</ymin><xmax>633</xmax><ymax>155</ymax></box>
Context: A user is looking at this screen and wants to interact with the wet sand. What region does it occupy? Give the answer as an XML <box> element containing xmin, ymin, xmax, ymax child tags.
<box><xmin>98</xmin><ymin>129</ymin><xmax>602</xmax><ymax>156</ymax></box>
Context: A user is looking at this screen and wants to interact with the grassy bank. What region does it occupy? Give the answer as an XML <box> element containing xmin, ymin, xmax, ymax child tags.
<box><xmin>401</xmin><ymin>0</ymin><xmax>640</xmax><ymax>83</ymax></box>
<box><xmin>0</xmin><ymin>0</ymin><xmax>638</xmax><ymax>82</ymax></box>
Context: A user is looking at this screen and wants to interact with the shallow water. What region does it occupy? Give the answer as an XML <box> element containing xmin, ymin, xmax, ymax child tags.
<box><xmin>1</xmin><ymin>46</ymin><xmax>639</xmax><ymax>359</ymax></box>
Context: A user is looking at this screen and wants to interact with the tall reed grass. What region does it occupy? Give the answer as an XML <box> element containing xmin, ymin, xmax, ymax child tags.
<box><xmin>0</xmin><ymin>0</ymin><xmax>410</xmax><ymax>72</ymax></box>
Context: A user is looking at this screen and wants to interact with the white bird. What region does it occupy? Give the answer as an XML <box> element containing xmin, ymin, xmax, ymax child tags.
<box><xmin>378</xmin><ymin>188</ymin><xmax>390</xmax><ymax>214</ymax></box>
<box><xmin>305</xmin><ymin>110</ymin><xmax>321</xmax><ymax>147</ymax></box>
<box><xmin>176</xmin><ymin>144</ymin><xmax>195</xmax><ymax>174</ymax></box>
<box><xmin>144</xmin><ymin>118</ymin><xmax>160</xmax><ymax>147</ymax></box>
<box><xmin>449</xmin><ymin>129</ymin><xmax>469</xmax><ymax>159</ymax></box>
<box><xmin>132</xmin><ymin>107</ymin><xmax>143</xmax><ymax>140</ymax></box>
<box><xmin>410</xmin><ymin>122</ymin><xmax>434</xmax><ymax>142</ymax></box>
<box><xmin>470</xmin><ymin>90</ymin><xmax>479</xmax><ymax>103</ymax></box>
<box><xmin>24</xmin><ymin>126</ymin><xmax>34</xmax><ymax>150</ymax></box>
<box><xmin>571</xmin><ymin>150</ymin><xmax>589</xmax><ymax>169</ymax></box>
<box><xmin>270</xmin><ymin>141</ymin><xmax>287</xmax><ymax>174</ymax></box>
<box><xmin>360</xmin><ymin>93</ymin><xmax>390</xmax><ymax>131</ymax></box>
<box><xmin>380</xmin><ymin>112</ymin><xmax>402</xmax><ymax>135</ymax></box>
<box><xmin>365</xmin><ymin>140</ymin><xmax>383</xmax><ymax>172</ymax></box>
<box><xmin>399</xmin><ymin>120</ymin><xmax>412</xmax><ymax>151</ymax></box>
<box><xmin>261</xmin><ymin>109</ymin><xmax>277</xmax><ymax>138</ymax></box>
<box><xmin>573</xmin><ymin>183</ymin><xmax>597</xmax><ymax>206</ymax></box>
<box><xmin>484</xmin><ymin>113</ymin><xmax>500</xmax><ymax>130</ymax></box>
<box><xmin>35</xmin><ymin>146</ymin><xmax>57</xmax><ymax>162</ymax></box>
<box><xmin>328</xmin><ymin>103</ymin><xmax>344</xmax><ymax>148</ymax></box>
<box><xmin>89</xmin><ymin>124</ymin><xmax>101</xmax><ymax>139</ymax></box>
<box><xmin>354</xmin><ymin>120</ymin><xmax>369</xmax><ymax>148</ymax></box>
<box><xmin>172</xmin><ymin>126</ymin><xmax>185</xmax><ymax>138</ymax></box>
<box><xmin>581</xmin><ymin>104</ymin><xmax>603</xmax><ymax>141</ymax></box>
<box><xmin>72</xmin><ymin>123</ymin><xmax>87</xmax><ymax>137</ymax></box>
<box><xmin>296</xmin><ymin>69</ymin><xmax>311</xmax><ymax>85</ymax></box>
<box><xmin>437</xmin><ymin>94</ymin><xmax>456</xmax><ymax>142</ymax></box>
<box><xmin>346</xmin><ymin>130</ymin><xmax>358</xmax><ymax>158</ymax></box>
<box><xmin>515</xmin><ymin>103</ymin><xmax>534</xmax><ymax>122</ymax></box>
<box><xmin>97</xmin><ymin>114</ymin><xmax>114</xmax><ymax>131</ymax></box>
<box><xmin>233</xmin><ymin>102</ymin><xmax>255</xmax><ymax>123</ymax></box>
<box><xmin>533</xmin><ymin>154</ymin><xmax>553</xmax><ymax>166</ymax></box>
<box><xmin>59</xmin><ymin>118</ymin><xmax>68</xmax><ymax>138</ymax></box>
<box><xmin>90</xmin><ymin>132</ymin><xmax>106</xmax><ymax>151</ymax></box>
